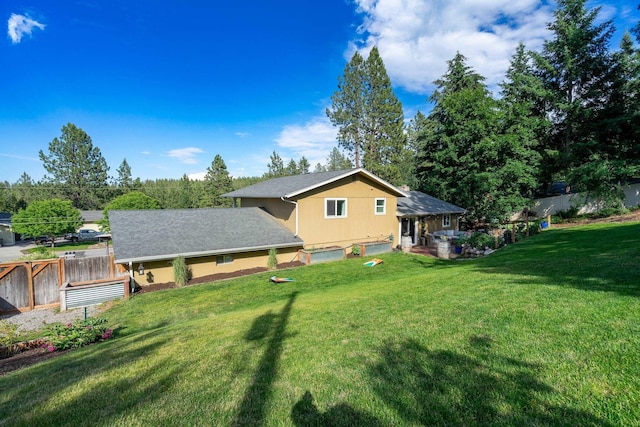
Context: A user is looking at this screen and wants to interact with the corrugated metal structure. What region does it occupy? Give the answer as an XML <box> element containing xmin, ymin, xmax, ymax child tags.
<box><xmin>60</xmin><ymin>278</ymin><xmax>129</xmax><ymax>310</ymax></box>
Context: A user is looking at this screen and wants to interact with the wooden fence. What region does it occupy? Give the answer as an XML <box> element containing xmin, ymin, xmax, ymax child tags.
<box><xmin>0</xmin><ymin>255</ymin><xmax>127</xmax><ymax>313</ymax></box>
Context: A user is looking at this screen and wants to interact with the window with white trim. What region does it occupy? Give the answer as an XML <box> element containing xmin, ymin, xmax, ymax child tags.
<box><xmin>442</xmin><ymin>214</ymin><xmax>451</xmax><ymax>228</ymax></box>
<box><xmin>375</xmin><ymin>198</ymin><xmax>386</xmax><ymax>215</ymax></box>
<box><xmin>216</xmin><ymin>255</ymin><xmax>233</xmax><ymax>265</ymax></box>
<box><xmin>325</xmin><ymin>198</ymin><xmax>347</xmax><ymax>218</ymax></box>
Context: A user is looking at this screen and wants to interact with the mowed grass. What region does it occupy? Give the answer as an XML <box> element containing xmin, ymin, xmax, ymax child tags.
<box><xmin>2</xmin><ymin>222</ymin><xmax>639</xmax><ymax>426</ymax></box>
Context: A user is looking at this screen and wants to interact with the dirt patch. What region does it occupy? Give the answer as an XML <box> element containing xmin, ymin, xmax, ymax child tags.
<box><xmin>1</xmin><ymin>347</ymin><xmax>71</xmax><ymax>376</ymax></box>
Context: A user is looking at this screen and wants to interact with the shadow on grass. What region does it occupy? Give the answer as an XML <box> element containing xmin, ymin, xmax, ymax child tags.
<box><xmin>291</xmin><ymin>391</ymin><xmax>383</xmax><ymax>426</ymax></box>
<box><xmin>368</xmin><ymin>335</ymin><xmax>613</xmax><ymax>426</ymax></box>
<box><xmin>233</xmin><ymin>292</ymin><xmax>298</xmax><ymax>426</ymax></box>
<box><xmin>0</xmin><ymin>330</ymin><xmax>178</xmax><ymax>425</ymax></box>
<box><xmin>471</xmin><ymin>223</ymin><xmax>640</xmax><ymax>297</ymax></box>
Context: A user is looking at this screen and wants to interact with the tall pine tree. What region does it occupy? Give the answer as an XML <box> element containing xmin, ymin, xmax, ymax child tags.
<box><xmin>203</xmin><ymin>155</ymin><xmax>234</xmax><ymax>207</ymax></box>
<box><xmin>327</xmin><ymin>47</ymin><xmax>408</xmax><ymax>185</ymax></box>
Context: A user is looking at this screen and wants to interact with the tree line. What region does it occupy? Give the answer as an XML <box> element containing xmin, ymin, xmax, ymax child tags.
<box><xmin>3</xmin><ymin>0</ymin><xmax>639</xmax><ymax>229</ymax></box>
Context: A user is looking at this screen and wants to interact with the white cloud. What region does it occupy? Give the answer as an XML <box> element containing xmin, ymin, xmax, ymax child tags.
<box><xmin>167</xmin><ymin>147</ymin><xmax>204</xmax><ymax>165</ymax></box>
<box><xmin>235</xmin><ymin>131</ymin><xmax>250</xmax><ymax>137</ymax></box>
<box><xmin>188</xmin><ymin>172</ymin><xmax>207</xmax><ymax>181</ymax></box>
<box><xmin>275</xmin><ymin>116</ymin><xmax>339</xmax><ymax>167</ymax></box>
<box><xmin>7</xmin><ymin>13</ymin><xmax>45</xmax><ymax>44</ymax></box>
<box><xmin>351</xmin><ymin>0</ymin><xmax>554</xmax><ymax>93</ymax></box>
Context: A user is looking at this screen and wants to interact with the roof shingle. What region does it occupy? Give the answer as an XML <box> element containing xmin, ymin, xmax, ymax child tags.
<box><xmin>110</xmin><ymin>207</ymin><xmax>303</xmax><ymax>263</ymax></box>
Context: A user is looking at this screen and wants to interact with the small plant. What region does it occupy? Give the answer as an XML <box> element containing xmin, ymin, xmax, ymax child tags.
<box><xmin>173</xmin><ymin>256</ymin><xmax>191</xmax><ymax>287</ymax></box>
<box><xmin>267</xmin><ymin>247</ymin><xmax>278</xmax><ymax>270</ymax></box>
<box><xmin>351</xmin><ymin>245</ymin><xmax>361</xmax><ymax>256</ymax></box>
<box><xmin>43</xmin><ymin>318</ymin><xmax>112</xmax><ymax>352</ymax></box>
<box><xmin>0</xmin><ymin>320</ymin><xmax>21</xmax><ymax>349</ymax></box>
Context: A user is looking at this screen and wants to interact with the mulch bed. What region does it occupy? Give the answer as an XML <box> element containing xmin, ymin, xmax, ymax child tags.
<box><xmin>0</xmin><ymin>348</ymin><xmax>71</xmax><ymax>376</ymax></box>
<box><xmin>135</xmin><ymin>261</ymin><xmax>305</xmax><ymax>293</ymax></box>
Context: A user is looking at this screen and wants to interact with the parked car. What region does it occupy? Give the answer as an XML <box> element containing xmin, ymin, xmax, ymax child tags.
<box><xmin>65</xmin><ymin>229</ymin><xmax>102</xmax><ymax>243</ymax></box>
<box><xmin>35</xmin><ymin>236</ymin><xmax>55</xmax><ymax>245</ymax></box>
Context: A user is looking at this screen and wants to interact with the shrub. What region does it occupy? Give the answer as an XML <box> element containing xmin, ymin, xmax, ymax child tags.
<box><xmin>351</xmin><ymin>245</ymin><xmax>361</xmax><ymax>256</ymax></box>
<box><xmin>467</xmin><ymin>232</ymin><xmax>496</xmax><ymax>249</ymax></box>
<box><xmin>43</xmin><ymin>318</ymin><xmax>112</xmax><ymax>352</ymax></box>
<box><xmin>267</xmin><ymin>247</ymin><xmax>278</xmax><ymax>270</ymax></box>
<box><xmin>173</xmin><ymin>256</ymin><xmax>191</xmax><ymax>287</ymax></box>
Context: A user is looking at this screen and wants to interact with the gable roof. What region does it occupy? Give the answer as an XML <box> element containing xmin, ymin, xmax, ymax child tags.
<box><xmin>223</xmin><ymin>168</ymin><xmax>408</xmax><ymax>199</ymax></box>
<box><xmin>397</xmin><ymin>191</ymin><xmax>466</xmax><ymax>217</ymax></box>
<box><xmin>110</xmin><ymin>207</ymin><xmax>303</xmax><ymax>264</ymax></box>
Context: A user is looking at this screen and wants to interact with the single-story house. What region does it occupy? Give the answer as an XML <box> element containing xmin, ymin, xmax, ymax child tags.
<box><xmin>0</xmin><ymin>212</ymin><xmax>16</xmax><ymax>246</ymax></box>
<box><xmin>109</xmin><ymin>207</ymin><xmax>304</xmax><ymax>285</ymax></box>
<box><xmin>397</xmin><ymin>191</ymin><xmax>466</xmax><ymax>246</ymax></box>
<box><xmin>109</xmin><ymin>168</ymin><xmax>465</xmax><ymax>285</ymax></box>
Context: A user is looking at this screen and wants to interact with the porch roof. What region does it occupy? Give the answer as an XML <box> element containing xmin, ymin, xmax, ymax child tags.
<box><xmin>397</xmin><ymin>191</ymin><xmax>466</xmax><ymax>217</ymax></box>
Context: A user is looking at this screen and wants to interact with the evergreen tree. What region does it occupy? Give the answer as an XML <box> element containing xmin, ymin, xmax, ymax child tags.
<box><xmin>416</xmin><ymin>52</ymin><xmax>502</xmax><ymax>223</ymax></box>
<box><xmin>116</xmin><ymin>158</ymin><xmax>133</xmax><ymax>190</ymax></box>
<box><xmin>495</xmin><ymin>43</ymin><xmax>547</xmax><ymax>210</ymax></box>
<box><xmin>327</xmin><ymin>51</ymin><xmax>366</xmax><ymax>168</ymax></box>
<box><xmin>39</xmin><ymin>123</ymin><xmax>110</xmax><ymax>209</ymax></box>
<box><xmin>325</xmin><ymin>147</ymin><xmax>352</xmax><ymax>171</ymax></box>
<box><xmin>570</xmin><ymin>32</ymin><xmax>640</xmax><ymax>205</ymax></box>
<box><xmin>203</xmin><ymin>154</ymin><xmax>234</xmax><ymax>207</ymax></box>
<box><xmin>266</xmin><ymin>151</ymin><xmax>285</xmax><ymax>177</ymax></box>
<box><xmin>285</xmin><ymin>159</ymin><xmax>299</xmax><ymax>176</ymax></box>
<box><xmin>298</xmin><ymin>157</ymin><xmax>310</xmax><ymax>174</ymax></box>
<box><xmin>314</xmin><ymin>163</ymin><xmax>325</xmax><ymax>173</ymax></box>
<box><xmin>532</xmin><ymin>0</ymin><xmax>615</xmax><ymax>180</ymax></box>
<box><xmin>362</xmin><ymin>47</ymin><xmax>409</xmax><ymax>184</ymax></box>
<box><xmin>327</xmin><ymin>47</ymin><xmax>408</xmax><ymax>184</ymax></box>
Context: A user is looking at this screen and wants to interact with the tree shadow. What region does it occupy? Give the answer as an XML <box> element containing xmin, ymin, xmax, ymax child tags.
<box><xmin>233</xmin><ymin>292</ymin><xmax>298</xmax><ymax>426</ymax></box>
<box><xmin>368</xmin><ymin>335</ymin><xmax>613</xmax><ymax>426</ymax></box>
<box><xmin>291</xmin><ymin>391</ymin><xmax>383</xmax><ymax>427</ymax></box>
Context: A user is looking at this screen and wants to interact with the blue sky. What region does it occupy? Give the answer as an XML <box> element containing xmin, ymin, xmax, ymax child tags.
<box><xmin>2</xmin><ymin>1</ymin><xmax>637</xmax><ymax>182</ymax></box>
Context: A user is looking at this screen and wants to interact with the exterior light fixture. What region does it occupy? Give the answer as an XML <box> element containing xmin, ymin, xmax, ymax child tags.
<box><xmin>137</xmin><ymin>263</ymin><xmax>144</xmax><ymax>276</ymax></box>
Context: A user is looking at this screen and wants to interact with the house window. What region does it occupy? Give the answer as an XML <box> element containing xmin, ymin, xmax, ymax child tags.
<box><xmin>442</xmin><ymin>214</ymin><xmax>451</xmax><ymax>228</ymax></box>
<box><xmin>216</xmin><ymin>255</ymin><xmax>233</xmax><ymax>265</ymax></box>
<box><xmin>375</xmin><ymin>198</ymin><xmax>386</xmax><ymax>215</ymax></box>
<box><xmin>325</xmin><ymin>198</ymin><xmax>347</xmax><ymax>218</ymax></box>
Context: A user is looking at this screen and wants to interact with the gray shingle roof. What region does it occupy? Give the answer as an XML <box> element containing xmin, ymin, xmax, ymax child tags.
<box><xmin>397</xmin><ymin>191</ymin><xmax>466</xmax><ymax>217</ymax></box>
<box><xmin>223</xmin><ymin>168</ymin><xmax>408</xmax><ymax>199</ymax></box>
<box><xmin>110</xmin><ymin>207</ymin><xmax>303</xmax><ymax>263</ymax></box>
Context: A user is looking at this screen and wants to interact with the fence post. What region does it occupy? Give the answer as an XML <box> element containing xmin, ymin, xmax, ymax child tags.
<box><xmin>27</xmin><ymin>261</ymin><xmax>35</xmax><ymax>311</ymax></box>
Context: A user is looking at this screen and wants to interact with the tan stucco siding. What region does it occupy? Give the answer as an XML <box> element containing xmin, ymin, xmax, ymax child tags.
<box><xmin>125</xmin><ymin>247</ymin><xmax>300</xmax><ymax>286</ymax></box>
<box><xmin>236</xmin><ymin>198</ymin><xmax>296</xmax><ymax>233</ymax></box>
<box><xmin>296</xmin><ymin>175</ymin><xmax>399</xmax><ymax>248</ymax></box>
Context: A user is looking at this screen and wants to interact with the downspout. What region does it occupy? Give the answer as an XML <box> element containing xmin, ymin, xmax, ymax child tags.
<box><xmin>129</xmin><ymin>261</ymin><xmax>135</xmax><ymax>293</ymax></box>
<box><xmin>281</xmin><ymin>197</ymin><xmax>299</xmax><ymax>237</ymax></box>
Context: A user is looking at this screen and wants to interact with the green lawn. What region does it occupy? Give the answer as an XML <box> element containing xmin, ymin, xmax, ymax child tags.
<box><xmin>2</xmin><ymin>222</ymin><xmax>639</xmax><ymax>426</ymax></box>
